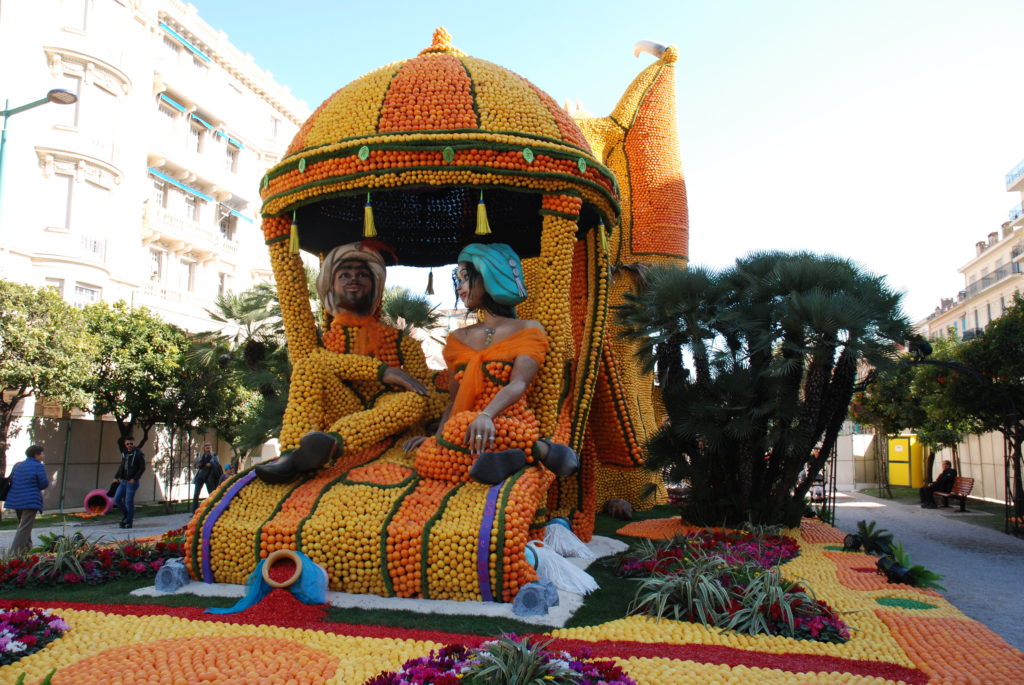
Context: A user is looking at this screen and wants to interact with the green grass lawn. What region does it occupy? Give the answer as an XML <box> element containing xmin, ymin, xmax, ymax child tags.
<box><xmin>858</xmin><ymin>485</ymin><xmax>1012</xmax><ymax>534</ymax></box>
<box><xmin>0</xmin><ymin>505</ymin><xmax>684</xmax><ymax>636</ymax></box>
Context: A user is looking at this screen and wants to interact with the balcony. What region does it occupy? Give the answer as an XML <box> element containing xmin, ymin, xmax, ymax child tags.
<box><xmin>963</xmin><ymin>262</ymin><xmax>1022</xmax><ymax>300</ymax></box>
<box><xmin>142</xmin><ymin>205</ymin><xmax>239</xmax><ymax>258</ymax></box>
<box><xmin>1010</xmin><ymin>203</ymin><xmax>1024</xmax><ymax>223</ymax></box>
<box><xmin>1007</xmin><ymin>159</ymin><xmax>1024</xmax><ymax>191</ymax></box>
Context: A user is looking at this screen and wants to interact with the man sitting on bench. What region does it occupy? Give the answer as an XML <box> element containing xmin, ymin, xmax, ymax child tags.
<box><xmin>920</xmin><ymin>460</ymin><xmax>957</xmax><ymax>509</ymax></box>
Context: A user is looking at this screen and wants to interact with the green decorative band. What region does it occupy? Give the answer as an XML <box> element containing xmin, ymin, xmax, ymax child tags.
<box><xmin>538</xmin><ymin>209</ymin><xmax>580</xmax><ymax>221</ymax></box>
<box><xmin>253</xmin><ymin>475</ymin><xmax>312</xmax><ymax>560</ymax></box>
<box><xmin>481</xmin><ymin>361</ymin><xmax>512</xmax><ymax>386</ymax></box>
<box><xmin>420</xmin><ymin>483</ymin><xmax>465</xmax><ymax>598</ymax></box>
<box><xmin>438</xmin><ymin>435</ymin><xmax>473</xmax><ymax>454</ymax></box>
<box><xmin>280</xmin><ymin>127</ymin><xmax>598</xmax><ymax>165</ymax></box>
<box><xmin>188</xmin><ymin>469</ymin><xmax>249</xmax><ymax>580</ymax></box>
<box><xmin>875</xmin><ymin>597</ymin><xmax>938</xmax><ymax>610</ymax></box>
<box><xmin>380</xmin><ymin>474</ymin><xmax>420</xmax><ymax>596</ymax></box>
<box><xmin>376</xmin><ymin>362</ymin><xmax>389</xmax><ymax>384</ymax></box>
<box><xmin>824</xmin><ymin>545</ymin><xmax>847</xmax><ymax>552</ymax></box>
<box><xmin>262</xmin><ymin>167</ymin><xmax>618</xmax><ymax>220</ymax></box>
<box><xmin>265</xmin><ymin>234</ymin><xmax>289</xmax><ymax>245</ymax></box>
<box><xmin>294</xmin><ymin>435</ymin><xmax>391</xmax><ymax>548</ymax></box>
<box><xmin>493</xmin><ymin>469</ymin><xmax>525</xmax><ymax>601</ymax></box>
<box><xmin>262</xmin><ymin>137</ymin><xmax>617</xmax><ymax>195</ymax></box>
<box><xmin>262</xmin><ymin>158</ymin><xmax>617</xmax><ymax>205</ymax></box>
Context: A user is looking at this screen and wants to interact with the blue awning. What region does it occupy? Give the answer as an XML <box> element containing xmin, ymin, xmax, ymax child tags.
<box><xmin>159</xmin><ymin>94</ymin><xmax>186</xmax><ymax>112</ymax></box>
<box><xmin>160</xmin><ymin>22</ymin><xmax>211</xmax><ymax>63</ymax></box>
<box><xmin>190</xmin><ymin>114</ymin><xmax>213</xmax><ymax>129</ymax></box>
<box><xmin>229</xmin><ymin>209</ymin><xmax>254</xmax><ymax>224</ymax></box>
<box><xmin>216</xmin><ymin>131</ymin><xmax>245</xmax><ymax>149</ymax></box>
<box><xmin>148</xmin><ymin>168</ymin><xmax>213</xmax><ymax>202</ymax></box>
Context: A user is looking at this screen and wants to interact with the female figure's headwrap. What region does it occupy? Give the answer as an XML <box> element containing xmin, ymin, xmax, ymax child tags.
<box><xmin>317</xmin><ymin>241</ymin><xmax>388</xmax><ymax>316</ymax></box>
<box><xmin>456</xmin><ymin>243</ymin><xmax>528</xmax><ymax>306</ymax></box>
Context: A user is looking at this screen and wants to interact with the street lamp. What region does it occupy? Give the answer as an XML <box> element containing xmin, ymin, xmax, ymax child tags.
<box><xmin>0</xmin><ymin>88</ymin><xmax>79</xmax><ymax>225</ymax></box>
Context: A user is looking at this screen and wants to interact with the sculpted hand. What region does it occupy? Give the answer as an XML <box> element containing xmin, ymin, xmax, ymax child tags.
<box><xmin>382</xmin><ymin>366</ymin><xmax>429</xmax><ymax>396</ymax></box>
<box><xmin>402</xmin><ymin>435</ymin><xmax>428</xmax><ymax>453</ymax></box>
<box><xmin>464</xmin><ymin>413</ymin><xmax>496</xmax><ymax>455</ymax></box>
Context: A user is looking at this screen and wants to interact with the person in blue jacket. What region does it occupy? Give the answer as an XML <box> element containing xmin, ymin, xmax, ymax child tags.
<box><xmin>4</xmin><ymin>444</ymin><xmax>50</xmax><ymax>556</ymax></box>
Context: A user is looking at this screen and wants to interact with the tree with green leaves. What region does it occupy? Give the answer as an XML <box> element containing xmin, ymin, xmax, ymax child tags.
<box><xmin>81</xmin><ymin>301</ymin><xmax>188</xmax><ymax>449</ymax></box>
<box><xmin>0</xmin><ymin>280</ymin><xmax>94</xmax><ymax>475</ymax></box>
<box><xmin>617</xmin><ymin>252</ymin><xmax>911</xmax><ymax>526</ymax></box>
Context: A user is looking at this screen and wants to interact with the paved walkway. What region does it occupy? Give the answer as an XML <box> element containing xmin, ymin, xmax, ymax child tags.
<box><xmin>0</xmin><ymin>512</ymin><xmax>193</xmax><ymax>554</ymax></box>
<box><xmin>834</xmin><ymin>490</ymin><xmax>1024</xmax><ymax>651</ymax></box>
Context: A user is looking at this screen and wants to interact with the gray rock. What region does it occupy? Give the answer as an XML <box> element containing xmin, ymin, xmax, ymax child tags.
<box><xmin>513</xmin><ymin>580</ymin><xmax>558</xmax><ymax>616</ymax></box>
<box><xmin>154</xmin><ymin>557</ymin><xmax>190</xmax><ymax>593</ymax></box>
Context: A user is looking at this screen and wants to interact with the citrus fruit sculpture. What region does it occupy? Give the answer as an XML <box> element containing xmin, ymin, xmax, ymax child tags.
<box><xmin>185</xmin><ymin>29</ymin><xmax>687</xmax><ymax>602</ymax></box>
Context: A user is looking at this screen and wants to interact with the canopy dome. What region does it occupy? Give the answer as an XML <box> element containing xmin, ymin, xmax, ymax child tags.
<box><xmin>260</xmin><ymin>28</ymin><xmax>619</xmax><ymax>265</ymax></box>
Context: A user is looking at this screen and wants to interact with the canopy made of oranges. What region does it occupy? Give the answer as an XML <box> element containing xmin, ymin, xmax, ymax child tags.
<box><xmin>260</xmin><ymin>28</ymin><xmax>620</xmax><ymax>265</ymax></box>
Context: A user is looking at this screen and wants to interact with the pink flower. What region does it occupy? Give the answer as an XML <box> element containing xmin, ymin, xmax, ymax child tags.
<box><xmin>130</xmin><ymin>562</ymin><xmax>147</xmax><ymax>573</ymax></box>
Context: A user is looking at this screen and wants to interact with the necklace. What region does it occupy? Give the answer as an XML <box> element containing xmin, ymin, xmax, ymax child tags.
<box><xmin>483</xmin><ymin>327</ymin><xmax>496</xmax><ymax>346</ymax></box>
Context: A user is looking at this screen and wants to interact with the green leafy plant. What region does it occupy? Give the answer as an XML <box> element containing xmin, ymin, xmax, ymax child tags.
<box><xmin>628</xmin><ymin>555</ymin><xmax>732</xmax><ymax>624</ymax></box>
<box><xmin>462</xmin><ymin>635</ymin><xmax>578</xmax><ymax>685</ymax></box>
<box><xmin>28</xmin><ymin>531</ymin><xmax>98</xmax><ymax>580</ymax></box>
<box><xmin>890</xmin><ymin>542</ymin><xmax>946</xmax><ymax>591</ymax></box>
<box><xmin>855</xmin><ymin>520</ymin><xmax>894</xmax><ymax>555</ymax></box>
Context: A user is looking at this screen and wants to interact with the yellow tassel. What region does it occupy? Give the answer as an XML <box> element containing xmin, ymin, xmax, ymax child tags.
<box><xmin>475</xmin><ymin>190</ymin><xmax>491</xmax><ymax>236</ymax></box>
<box><xmin>289</xmin><ymin>211</ymin><xmax>300</xmax><ymax>254</ymax></box>
<box><xmin>363</xmin><ymin>193</ymin><xmax>377</xmax><ymax>238</ymax></box>
<box><xmin>598</xmin><ymin>219</ymin><xmax>608</xmax><ymax>254</ymax></box>
<box><xmin>426</xmin><ymin>269</ymin><xmax>434</xmax><ymax>295</ymax></box>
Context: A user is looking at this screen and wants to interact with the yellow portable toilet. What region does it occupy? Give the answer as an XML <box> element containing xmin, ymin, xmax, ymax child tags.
<box><xmin>887</xmin><ymin>434</ymin><xmax>925</xmax><ymax>488</ymax></box>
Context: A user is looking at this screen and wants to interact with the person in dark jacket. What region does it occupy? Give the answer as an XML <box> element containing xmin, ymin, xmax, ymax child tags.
<box><xmin>920</xmin><ymin>460</ymin><xmax>957</xmax><ymax>508</ymax></box>
<box><xmin>113</xmin><ymin>436</ymin><xmax>145</xmax><ymax>528</ymax></box>
<box><xmin>191</xmin><ymin>441</ymin><xmax>223</xmax><ymax>512</ymax></box>
<box><xmin>4</xmin><ymin>445</ymin><xmax>50</xmax><ymax>556</ymax></box>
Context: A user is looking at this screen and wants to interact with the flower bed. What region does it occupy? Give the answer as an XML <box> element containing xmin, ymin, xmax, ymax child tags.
<box><xmin>613</xmin><ymin>528</ymin><xmax>848</xmax><ymax>643</ymax></box>
<box><xmin>364</xmin><ymin>635</ymin><xmax>636</xmax><ymax>685</ymax></box>
<box><xmin>0</xmin><ymin>528</ymin><xmax>184</xmax><ymax>591</ymax></box>
<box><xmin>3</xmin><ymin>519</ymin><xmax>1024</xmax><ymax>684</ymax></box>
<box><xmin>0</xmin><ymin>607</ymin><xmax>67</xmax><ymax>668</ymax></box>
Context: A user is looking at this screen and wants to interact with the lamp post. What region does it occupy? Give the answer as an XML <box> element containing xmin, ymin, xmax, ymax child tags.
<box><xmin>0</xmin><ymin>88</ymin><xmax>79</xmax><ymax>227</ymax></box>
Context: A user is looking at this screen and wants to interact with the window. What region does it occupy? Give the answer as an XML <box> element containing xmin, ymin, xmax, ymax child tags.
<box><xmin>150</xmin><ymin>249</ymin><xmax>164</xmax><ymax>282</ymax></box>
<box><xmin>270</xmin><ymin>116</ymin><xmax>281</xmax><ymax>138</ymax></box>
<box><xmin>188</xmin><ymin>120</ymin><xmax>204</xmax><ymax>153</ymax></box>
<box><xmin>73</xmin><ymin>283</ymin><xmax>100</xmax><ymax>307</ymax></box>
<box><xmin>184</xmin><ymin>193</ymin><xmax>202</xmax><ymax>222</ymax></box>
<box><xmin>218</xmin><ymin>272</ymin><xmax>231</xmax><ymax>296</ymax></box>
<box><xmin>225</xmin><ymin>144</ymin><xmax>239</xmax><ymax>173</ymax></box>
<box><xmin>53</xmin><ymin>75</ymin><xmax>81</xmax><ymax>128</ymax></box>
<box><xmin>151</xmin><ymin>179</ymin><xmax>168</xmax><ymax>208</ymax></box>
<box><xmin>217</xmin><ymin>206</ymin><xmax>237</xmax><ymax>241</ymax></box>
<box><xmin>80</xmin><ymin>234</ymin><xmax>105</xmax><ymax>260</ymax></box>
<box><xmin>180</xmin><ymin>259</ymin><xmax>196</xmax><ymax>291</ymax></box>
<box><xmin>44</xmin><ymin>174</ymin><xmax>74</xmax><ymax>230</ymax></box>
<box><xmin>45</xmin><ymin>278</ymin><xmax>64</xmax><ymax>295</ymax></box>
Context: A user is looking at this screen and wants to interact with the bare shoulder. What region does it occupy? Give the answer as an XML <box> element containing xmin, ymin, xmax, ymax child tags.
<box><xmin>519</xmin><ymin>319</ymin><xmax>546</xmax><ymax>335</ymax></box>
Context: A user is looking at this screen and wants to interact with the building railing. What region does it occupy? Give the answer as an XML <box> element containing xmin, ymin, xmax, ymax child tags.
<box><xmin>1011</xmin><ymin>203</ymin><xmax>1024</xmax><ymax>222</ymax></box>
<box><xmin>145</xmin><ymin>206</ymin><xmax>239</xmax><ymax>256</ymax></box>
<box><xmin>1012</xmin><ymin>243</ymin><xmax>1024</xmax><ymax>260</ymax></box>
<box><xmin>963</xmin><ymin>262</ymin><xmax>1021</xmax><ymax>299</ymax></box>
<box><xmin>1007</xmin><ymin>159</ymin><xmax>1024</xmax><ymax>189</ymax></box>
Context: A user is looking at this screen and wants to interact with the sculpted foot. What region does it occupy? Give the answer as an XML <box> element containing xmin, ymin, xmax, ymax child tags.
<box><xmin>255</xmin><ymin>451</ymin><xmax>298</xmax><ymax>484</ymax></box>
<box><xmin>292</xmin><ymin>431</ymin><xmax>340</xmax><ymax>472</ymax></box>
<box><xmin>536</xmin><ymin>439</ymin><xmax>579</xmax><ymax>477</ymax></box>
<box><xmin>470</xmin><ymin>449</ymin><xmax>527</xmax><ymax>485</ymax></box>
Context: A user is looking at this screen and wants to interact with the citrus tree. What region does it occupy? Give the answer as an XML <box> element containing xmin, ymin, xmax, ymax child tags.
<box><xmin>0</xmin><ymin>280</ymin><xmax>93</xmax><ymax>475</ymax></box>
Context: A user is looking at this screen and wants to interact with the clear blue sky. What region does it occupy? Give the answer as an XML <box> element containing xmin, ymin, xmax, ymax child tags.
<box><xmin>190</xmin><ymin>0</ymin><xmax>1024</xmax><ymax>320</ymax></box>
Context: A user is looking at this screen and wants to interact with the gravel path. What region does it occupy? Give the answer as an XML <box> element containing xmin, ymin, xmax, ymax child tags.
<box><xmin>834</xmin><ymin>490</ymin><xmax>1024</xmax><ymax>651</ymax></box>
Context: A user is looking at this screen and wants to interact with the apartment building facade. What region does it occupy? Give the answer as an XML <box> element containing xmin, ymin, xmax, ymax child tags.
<box><xmin>0</xmin><ymin>0</ymin><xmax>306</xmax><ymax>331</ymax></box>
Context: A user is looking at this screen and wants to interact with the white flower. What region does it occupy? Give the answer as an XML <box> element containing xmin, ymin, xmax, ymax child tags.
<box><xmin>5</xmin><ymin>640</ymin><xmax>26</xmax><ymax>653</ymax></box>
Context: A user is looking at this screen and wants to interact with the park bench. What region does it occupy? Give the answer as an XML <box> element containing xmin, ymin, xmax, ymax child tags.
<box><xmin>932</xmin><ymin>476</ymin><xmax>974</xmax><ymax>512</ymax></box>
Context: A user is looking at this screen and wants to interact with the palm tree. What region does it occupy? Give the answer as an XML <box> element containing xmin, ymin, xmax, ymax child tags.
<box><xmin>617</xmin><ymin>251</ymin><xmax>911</xmax><ymax>526</ymax></box>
